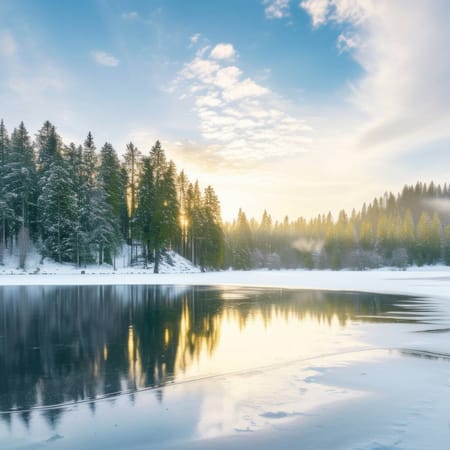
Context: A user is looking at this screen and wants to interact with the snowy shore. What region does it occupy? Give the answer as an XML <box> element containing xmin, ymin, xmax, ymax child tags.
<box><xmin>1</xmin><ymin>265</ymin><xmax>450</xmax><ymax>300</ymax></box>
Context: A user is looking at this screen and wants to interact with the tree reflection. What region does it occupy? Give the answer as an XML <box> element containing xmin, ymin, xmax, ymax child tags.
<box><xmin>0</xmin><ymin>285</ymin><xmax>422</xmax><ymax>427</ymax></box>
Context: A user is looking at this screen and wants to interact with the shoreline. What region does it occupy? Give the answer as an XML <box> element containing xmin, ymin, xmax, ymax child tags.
<box><xmin>1</xmin><ymin>267</ymin><xmax>450</xmax><ymax>300</ymax></box>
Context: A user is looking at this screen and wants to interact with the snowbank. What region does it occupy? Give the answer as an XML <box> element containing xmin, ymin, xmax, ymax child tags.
<box><xmin>0</xmin><ymin>249</ymin><xmax>200</xmax><ymax>276</ymax></box>
<box><xmin>1</xmin><ymin>265</ymin><xmax>450</xmax><ymax>300</ymax></box>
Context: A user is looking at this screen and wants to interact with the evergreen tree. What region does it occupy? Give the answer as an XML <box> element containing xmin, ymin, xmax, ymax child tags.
<box><xmin>98</xmin><ymin>143</ymin><xmax>126</xmax><ymax>263</ymax></box>
<box><xmin>136</xmin><ymin>157</ymin><xmax>155</xmax><ymax>266</ymax></box>
<box><xmin>429</xmin><ymin>212</ymin><xmax>442</xmax><ymax>263</ymax></box>
<box><xmin>38</xmin><ymin>160</ymin><xmax>78</xmax><ymax>263</ymax></box>
<box><xmin>416</xmin><ymin>212</ymin><xmax>431</xmax><ymax>265</ymax></box>
<box><xmin>149</xmin><ymin>141</ymin><xmax>179</xmax><ymax>273</ymax></box>
<box><xmin>444</xmin><ymin>225</ymin><xmax>450</xmax><ymax>265</ymax></box>
<box><xmin>124</xmin><ymin>142</ymin><xmax>142</xmax><ymax>245</ymax></box>
<box><xmin>200</xmin><ymin>185</ymin><xmax>224</xmax><ymax>269</ymax></box>
<box><xmin>185</xmin><ymin>181</ymin><xmax>203</xmax><ymax>266</ymax></box>
<box><xmin>36</xmin><ymin>121</ymin><xmax>62</xmax><ymax>174</ymax></box>
<box><xmin>0</xmin><ymin>119</ymin><xmax>11</xmax><ymax>263</ymax></box>
<box><xmin>4</xmin><ymin>123</ymin><xmax>37</xmax><ymax>267</ymax></box>
<box><xmin>123</xmin><ymin>142</ymin><xmax>142</xmax><ymax>265</ymax></box>
<box><xmin>359</xmin><ymin>220</ymin><xmax>374</xmax><ymax>250</ymax></box>
<box><xmin>177</xmin><ymin>170</ymin><xmax>190</xmax><ymax>258</ymax></box>
<box><xmin>5</xmin><ymin>123</ymin><xmax>36</xmax><ymax>231</ymax></box>
<box><xmin>77</xmin><ymin>133</ymin><xmax>99</xmax><ymax>264</ymax></box>
<box><xmin>401</xmin><ymin>209</ymin><xmax>415</xmax><ymax>262</ymax></box>
<box><xmin>232</xmin><ymin>209</ymin><xmax>252</xmax><ymax>269</ymax></box>
<box><xmin>258</xmin><ymin>210</ymin><xmax>273</xmax><ymax>254</ymax></box>
<box><xmin>90</xmin><ymin>185</ymin><xmax>118</xmax><ymax>266</ymax></box>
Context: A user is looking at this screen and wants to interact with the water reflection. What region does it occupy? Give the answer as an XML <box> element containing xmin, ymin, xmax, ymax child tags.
<box><xmin>0</xmin><ymin>285</ymin><xmax>427</xmax><ymax>426</ymax></box>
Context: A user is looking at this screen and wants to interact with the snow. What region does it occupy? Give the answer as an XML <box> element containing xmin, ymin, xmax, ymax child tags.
<box><xmin>1</xmin><ymin>262</ymin><xmax>449</xmax><ymax>301</ymax></box>
<box><xmin>0</xmin><ymin>248</ymin><xmax>200</xmax><ymax>277</ymax></box>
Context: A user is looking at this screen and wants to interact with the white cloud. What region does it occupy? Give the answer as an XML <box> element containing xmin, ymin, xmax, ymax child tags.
<box><xmin>299</xmin><ymin>0</ymin><xmax>330</xmax><ymax>26</ymax></box>
<box><xmin>210</xmin><ymin>43</ymin><xmax>236</xmax><ymax>60</ymax></box>
<box><xmin>172</xmin><ymin>42</ymin><xmax>312</xmax><ymax>163</ymax></box>
<box><xmin>300</xmin><ymin>0</ymin><xmax>450</xmax><ymax>153</ymax></box>
<box><xmin>91</xmin><ymin>51</ymin><xmax>120</xmax><ymax>67</ymax></box>
<box><xmin>337</xmin><ymin>32</ymin><xmax>357</xmax><ymax>53</ymax></box>
<box><xmin>0</xmin><ymin>30</ymin><xmax>17</xmax><ymax>56</ymax></box>
<box><xmin>263</xmin><ymin>0</ymin><xmax>291</xmax><ymax>19</ymax></box>
<box><xmin>300</xmin><ymin>0</ymin><xmax>371</xmax><ymax>27</ymax></box>
<box><xmin>121</xmin><ymin>11</ymin><xmax>139</xmax><ymax>20</ymax></box>
<box><xmin>222</xmin><ymin>78</ymin><xmax>269</xmax><ymax>102</ymax></box>
<box><xmin>190</xmin><ymin>33</ymin><xmax>201</xmax><ymax>46</ymax></box>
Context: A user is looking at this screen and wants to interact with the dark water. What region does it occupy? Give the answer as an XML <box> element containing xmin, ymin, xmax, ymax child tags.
<box><xmin>0</xmin><ymin>285</ymin><xmax>436</xmax><ymax>422</ymax></box>
<box><xmin>1</xmin><ymin>285</ymin><xmax>450</xmax><ymax>449</ymax></box>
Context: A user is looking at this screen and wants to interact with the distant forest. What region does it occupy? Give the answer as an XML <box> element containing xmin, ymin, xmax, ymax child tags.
<box><xmin>226</xmin><ymin>182</ymin><xmax>450</xmax><ymax>270</ymax></box>
<box><xmin>1</xmin><ymin>119</ymin><xmax>449</xmax><ymax>271</ymax></box>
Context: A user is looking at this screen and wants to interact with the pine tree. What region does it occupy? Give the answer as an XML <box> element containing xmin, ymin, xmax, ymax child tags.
<box><xmin>185</xmin><ymin>181</ymin><xmax>203</xmax><ymax>266</ymax></box>
<box><xmin>5</xmin><ymin>123</ymin><xmax>36</xmax><ymax>231</ymax></box>
<box><xmin>177</xmin><ymin>170</ymin><xmax>190</xmax><ymax>258</ymax></box>
<box><xmin>149</xmin><ymin>142</ymin><xmax>179</xmax><ymax>273</ymax></box>
<box><xmin>201</xmin><ymin>185</ymin><xmax>224</xmax><ymax>269</ymax></box>
<box><xmin>77</xmin><ymin>132</ymin><xmax>99</xmax><ymax>264</ymax></box>
<box><xmin>4</xmin><ymin>123</ymin><xmax>37</xmax><ymax>267</ymax></box>
<box><xmin>429</xmin><ymin>212</ymin><xmax>442</xmax><ymax>263</ymax></box>
<box><xmin>38</xmin><ymin>160</ymin><xmax>78</xmax><ymax>263</ymax></box>
<box><xmin>401</xmin><ymin>209</ymin><xmax>415</xmax><ymax>262</ymax></box>
<box><xmin>90</xmin><ymin>185</ymin><xmax>118</xmax><ymax>266</ymax></box>
<box><xmin>98</xmin><ymin>143</ymin><xmax>127</xmax><ymax>263</ymax></box>
<box><xmin>0</xmin><ymin>119</ymin><xmax>11</xmax><ymax>263</ymax></box>
<box><xmin>258</xmin><ymin>210</ymin><xmax>273</xmax><ymax>254</ymax></box>
<box><xmin>232</xmin><ymin>209</ymin><xmax>252</xmax><ymax>269</ymax></box>
<box><xmin>124</xmin><ymin>142</ymin><xmax>142</xmax><ymax>259</ymax></box>
<box><xmin>444</xmin><ymin>225</ymin><xmax>450</xmax><ymax>265</ymax></box>
<box><xmin>359</xmin><ymin>220</ymin><xmax>374</xmax><ymax>250</ymax></box>
<box><xmin>160</xmin><ymin>161</ymin><xmax>180</xmax><ymax>249</ymax></box>
<box><xmin>36</xmin><ymin>121</ymin><xmax>62</xmax><ymax>174</ymax></box>
<box><xmin>416</xmin><ymin>212</ymin><xmax>430</xmax><ymax>265</ymax></box>
<box><xmin>136</xmin><ymin>157</ymin><xmax>155</xmax><ymax>266</ymax></box>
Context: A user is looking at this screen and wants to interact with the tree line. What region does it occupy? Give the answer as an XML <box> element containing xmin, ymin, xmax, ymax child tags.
<box><xmin>0</xmin><ymin>119</ymin><xmax>224</xmax><ymax>271</ymax></box>
<box><xmin>225</xmin><ymin>182</ymin><xmax>450</xmax><ymax>270</ymax></box>
<box><xmin>2</xmin><ymin>118</ymin><xmax>449</xmax><ymax>272</ymax></box>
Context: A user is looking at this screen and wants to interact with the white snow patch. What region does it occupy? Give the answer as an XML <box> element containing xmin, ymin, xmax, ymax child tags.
<box><xmin>1</xmin><ymin>264</ymin><xmax>450</xmax><ymax>301</ymax></box>
<box><xmin>0</xmin><ymin>249</ymin><xmax>200</xmax><ymax>277</ymax></box>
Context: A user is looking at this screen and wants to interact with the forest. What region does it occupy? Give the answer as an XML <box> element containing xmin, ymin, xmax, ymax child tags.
<box><xmin>0</xmin><ymin>120</ymin><xmax>224</xmax><ymax>272</ymax></box>
<box><xmin>225</xmin><ymin>183</ymin><xmax>450</xmax><ymax>269</ymax></box>
<box><xmin>1</xmin><ymin>119</ymin><xmax>449</xmax><ymax>271</ymax></box>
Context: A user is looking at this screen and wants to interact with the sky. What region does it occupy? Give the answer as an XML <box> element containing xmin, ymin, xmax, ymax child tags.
<box><xmin>1</xmin><ymin>0</ymin><xmax>450</xmax><ymax>222</ymax></box>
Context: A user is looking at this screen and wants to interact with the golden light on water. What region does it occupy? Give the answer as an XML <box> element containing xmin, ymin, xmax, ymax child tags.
<box><xmin>164</xmin><ymin>328</ymin><xmax>171</xmax><ymax>346</ymax></box>
<box><xmin>171</xmin><ymin>296</ymin><xmax>364</xmax><ymax>382</ymax></box>
<box><xmin>86</xmin><ymin>288</ymin><xmax>382</xmax><ymax>399</ymax></box>
<box><xmin>128</xmin><ymin>325</ymin><xmax>144</xmax><ymax>388</ymax></box>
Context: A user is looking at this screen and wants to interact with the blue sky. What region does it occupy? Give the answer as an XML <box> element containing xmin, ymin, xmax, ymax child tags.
<box><xmin>1</xmin><ymin>0</ymin><xmax>450</xmax><ymax>221</ymax></box>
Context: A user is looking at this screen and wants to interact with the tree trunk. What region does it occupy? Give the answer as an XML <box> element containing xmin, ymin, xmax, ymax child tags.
<box><xmin>154</xmin><ymin>244</ymin><xmax>160</xmax><ymax>273</ymax></box>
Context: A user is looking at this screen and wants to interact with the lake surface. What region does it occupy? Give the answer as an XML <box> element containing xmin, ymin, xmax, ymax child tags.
<box><xmin>1</xmin><ymin>285</ymin><xmax>449</xmax><ymax>449</ymax></box>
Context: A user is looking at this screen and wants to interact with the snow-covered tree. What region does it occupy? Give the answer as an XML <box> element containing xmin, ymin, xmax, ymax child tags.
<box><xmin>38</xmin><ymin>161</ymin><xmax>78</xmax><ymax>263</ymax></box>
<box><xmin>0</xmin><ymin>119</ymin><xmax>11</xmax><ymax>263</ymax></box>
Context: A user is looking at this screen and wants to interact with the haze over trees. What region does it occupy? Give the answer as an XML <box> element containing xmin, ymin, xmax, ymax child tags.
<box><xmin>225</xmin><ymin>182</ymin><xmax>450</xmax><ymax>270</ymax></box>
<box><xmin>1</xmin><ymin>119</ymin><xmax>450</xmax><ymax>271</ymax></box>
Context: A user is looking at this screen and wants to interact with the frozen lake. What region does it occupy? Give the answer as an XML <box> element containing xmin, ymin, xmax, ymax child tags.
<box><xmin>1</xmin><ymin>284</ymin><xmax>450</xmax><ymax>449</ymax></box>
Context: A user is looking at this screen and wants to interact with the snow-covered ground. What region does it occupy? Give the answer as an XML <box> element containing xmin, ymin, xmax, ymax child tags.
<box><xmin>0</xmin><ymin>249</ymin><xmax>200</xmax><ymax>276</ymax></box>
<box><xmin>1</xmin><ymin>262</ymin><xmax>450</xmax><ymax>301</ymax></box>
<box><xmin>2</xmin><ymin>247</ymin><xmax>450</xmax><ymax>300</ymax></box>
